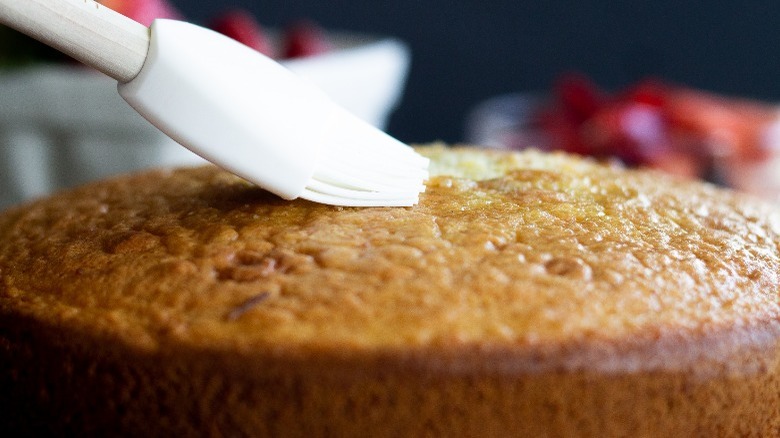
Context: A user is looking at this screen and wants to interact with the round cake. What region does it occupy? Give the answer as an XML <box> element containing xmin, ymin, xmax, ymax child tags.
<box><xmin>1</xmin><ymin>145</ymin><xmax>779</xmax><ymax>436</ymax></box>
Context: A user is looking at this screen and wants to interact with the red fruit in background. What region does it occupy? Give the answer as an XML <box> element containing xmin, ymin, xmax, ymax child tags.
<box><xmin>282</xmin><ymin>20</ymin><xmax>334</xmax><ymax>58</ymax></box>
<box><xmin>538</xmin><ymin>74</ymin><xmax>605</xmax><ymax>157</ymax></box>
<box><xmin>664</xmin><ymin>88</ymin><xmax>777</xmax><ymax>161</ymax></box>
<box><xmin>537</xmin><ymin>72</ymin><xmax>780</xmax><ymax>186</ymax></box>
<box><xmin>209</xmin><ymin>10</ymin><xmax>275</xmax><ymax>58</ymax></box>
<box><xmin>620</xmin><ymin>79</ymin><xmax>668</xmax><ymax>108</ymax></box>
<box><xmin>554</xmin><ymin>73</ymin><xmax>605</xmax><ymax>123</ymax></box>
<box><xmin>98</xmin><ymin>0</ymin><xmax>180</xmax><ymax>26</ymax></box>
<box><xmin>538</xmin><ymin>105</ymin><xmax>590</xmax><ymax>156</ymax></box>
<box><xmin>584</xmin><ymin>101</ymin><xmax>672</xmax><ymax>166</ymax></box>
<box><xmin>542</xmin><ymin>74</ymin><xmax>679</xmax><ymax>167</ymax></box>
<box><xmin>645</xmin><ymin>150</ymin><xmax>704</xmax><ymax>180</ymax></box>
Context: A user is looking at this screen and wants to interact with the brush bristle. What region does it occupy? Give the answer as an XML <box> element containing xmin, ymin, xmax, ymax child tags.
<box><xmin>297</xmin><ymin>103</ymin><xmax>429</xmax><ymax>207</ymax></box>
<box><xmin>301</xmin><ymin>127</ymin><xmax>429</xmax><ymax>207</ymax></box>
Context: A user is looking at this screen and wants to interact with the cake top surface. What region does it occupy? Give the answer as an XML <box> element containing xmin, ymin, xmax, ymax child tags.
<box><xmin>2</xmin><ymin>145</ymin><xmax>780</xmax><ymax>373</ymax></box>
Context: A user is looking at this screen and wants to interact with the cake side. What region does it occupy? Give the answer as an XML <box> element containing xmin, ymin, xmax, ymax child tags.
<box><xmin>2</xmin><ymin>310</ymin><xmax>780</xmax><ymax>437</ymax></box>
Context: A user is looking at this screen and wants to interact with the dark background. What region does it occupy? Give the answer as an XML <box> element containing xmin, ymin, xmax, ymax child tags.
<box><xmin>169</xmin><ymin>0</ymin><xmax>780</xmax><ymax>144</ymax></box>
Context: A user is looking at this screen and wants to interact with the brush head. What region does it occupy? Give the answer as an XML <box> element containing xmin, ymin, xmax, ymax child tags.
<box><xmin>302</xmin><ymin>105</ymin><xmax>429</xmax><ymax>207</ymax></box>
<box><xmin>119</xmin><ymin>19</ymin><xmax>428</xmax><ymax>208</ymax></box>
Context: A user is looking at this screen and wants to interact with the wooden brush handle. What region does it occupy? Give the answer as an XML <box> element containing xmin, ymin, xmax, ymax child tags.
<box><xmin>0</xmin><ymin>0</ymin><xmax>149</xmax><ymax>82</ymax></box>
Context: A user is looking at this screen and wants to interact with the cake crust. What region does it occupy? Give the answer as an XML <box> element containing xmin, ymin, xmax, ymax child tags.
<box><xmin>2</xmin><ymin>145</ymin><xmax>780</xmax><ymax>436</ymax></box>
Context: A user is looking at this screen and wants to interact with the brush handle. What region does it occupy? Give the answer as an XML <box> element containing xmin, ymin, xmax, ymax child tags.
<box><xmin>0</xmin><ymin>0</ymin><xmax>149</xmax><ymax>82</ymax></box>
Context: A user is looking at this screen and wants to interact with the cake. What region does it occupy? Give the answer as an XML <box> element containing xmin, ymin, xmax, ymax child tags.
<box><xmin>1</xmin><ymin>145</ymin><xmax>779</xmax><ymax>436</ymax></box>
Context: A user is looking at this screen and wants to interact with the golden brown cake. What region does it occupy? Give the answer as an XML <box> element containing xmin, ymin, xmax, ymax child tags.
<box><xmin>1</xmin><ymin>145</ymin><xmax>780</xmax><ymax>436</ymax></box>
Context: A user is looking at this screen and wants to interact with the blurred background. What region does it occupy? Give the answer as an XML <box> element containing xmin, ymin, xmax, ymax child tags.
<box><xmin>166</xmin><ymin>0</ymin><xmax>780</xmax><ymax>144</ymax></box>
<box><xmin>3</xmin><ymin>0</ymin><xmax>780</xmax><ymax>208</ymax></box>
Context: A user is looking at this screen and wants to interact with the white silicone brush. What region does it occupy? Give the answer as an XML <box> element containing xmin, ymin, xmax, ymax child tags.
<box><xmin>0</xmin><ymin>0</ymin><xmax>428</xmax><ymax>207</ymax></box>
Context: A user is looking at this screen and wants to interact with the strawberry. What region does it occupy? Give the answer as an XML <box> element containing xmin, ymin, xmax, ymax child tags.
<box><xmin>538</xmin><ymin>72</ymin><xmax>780</xmax><ymax>184</ymax></box>
<box><xmin>538</xmin><ymin>105</ymin><xmax>590</xmax><ymax>156</ymax></box>
<box><xmin>553</xmin><ymin>73</ymin><xmax>604</xmax><ymax>123</ymax></box>
<box><xmin>281</xmin><ymin>20</ymin><xmax>333</xmax><ymax>58</ymax></box>
<box><xmin>644</xmin><ymin>150</ymin><xmax>704</xmax><ymax>180</ymax></box>
<box><xmin>98</xmin><ymin>0</ymin><xmax>181</xmax><ymax>26</ymax></box>
<box><xmin>664</xmin><ymin>88</ymin><xmax>777</xmax><ymax>161</ymax></box>
<box><xmin>619</xmin><ymin>78</ymin><xmax>668</xmax><ymax>108</ymax></box>
<box><xmin>209</xmin><ymin>10</ymin><xmax>275</xmax><ymax>58</ymax></box>
<box><xmin>585</xmin><ymin>101</ymin><xmax>672</xmax><ymax>166</ymax></box>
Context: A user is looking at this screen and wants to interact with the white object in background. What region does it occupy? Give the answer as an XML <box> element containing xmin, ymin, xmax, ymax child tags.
<box><xmin>0</xmin><ymin>66</ymin><xmax>194</xmax><ymax>209</ymax></box>
<box><xmin>464</xmin><ymin>93</ymin><xmax>550</xmax><ymax>150</ymax></box>
<box><xmin>0</xmin><ymin>0</ymin><xmax>423</xmax><ymax>209</ymax></box>
<box><xmin>283</xmin><ymin>38</ymin><xmax>410</xmax><ymax>130</ymax></box>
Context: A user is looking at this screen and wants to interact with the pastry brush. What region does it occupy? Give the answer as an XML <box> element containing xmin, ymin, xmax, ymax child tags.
<box><xmin>0</xmin><ymin>0</ymin><xmax>428</xmax><ymax>207</ymax></box>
